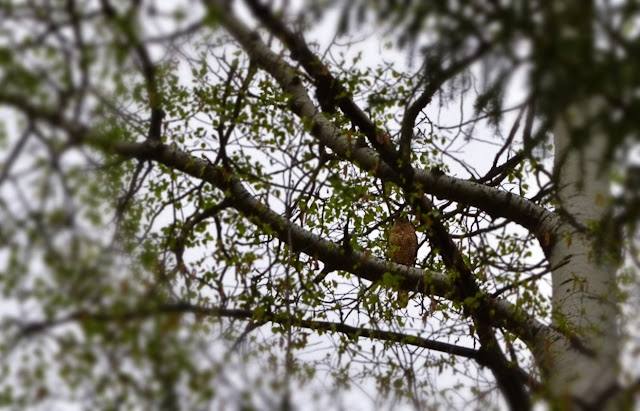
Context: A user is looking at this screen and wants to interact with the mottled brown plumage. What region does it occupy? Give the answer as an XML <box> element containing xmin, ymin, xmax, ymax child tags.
<box><xmin>389</xmin><ymin>217</ymin><xmax>418</xmax><ymax>266</ymax></box>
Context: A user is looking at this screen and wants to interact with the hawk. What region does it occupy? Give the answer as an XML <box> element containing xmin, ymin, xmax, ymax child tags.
<box><xmin>389</xmin><ymin>216</ymin><xmax>418</xmax><ymax>266</ymax></box>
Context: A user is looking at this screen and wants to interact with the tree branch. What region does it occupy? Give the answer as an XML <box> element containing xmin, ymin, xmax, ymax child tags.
<box><xmin>9</xmin><ymin>301</ymin><xmax>536</xmax><ymax>389</ymax></box>
<box><xmin>241</xmin><ymin>0</ymin><xmax>398</xmax><ymax>164</ymax></box>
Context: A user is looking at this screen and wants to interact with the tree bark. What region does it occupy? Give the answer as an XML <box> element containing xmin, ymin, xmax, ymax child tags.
<box><xmin>546</xmin><ymin>97</ymin><xmax>620</xmax><ymax>409</ymax></box>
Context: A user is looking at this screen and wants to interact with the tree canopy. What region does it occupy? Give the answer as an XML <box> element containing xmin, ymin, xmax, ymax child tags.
<box><xmin>1</xmin><ymin>1</ymin><xmax>639</xmax><ymax>410</ymax></box>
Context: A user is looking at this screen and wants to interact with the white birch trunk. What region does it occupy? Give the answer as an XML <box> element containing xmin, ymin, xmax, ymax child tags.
<box><xmin>546</xmin><ymin>98</ymin><xmax>620</xmax><ymax>408</ymax></box>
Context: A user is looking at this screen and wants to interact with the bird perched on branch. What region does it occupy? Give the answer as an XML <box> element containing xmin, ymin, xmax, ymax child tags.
<box><xmin>389</xmin><ymin>216</ymin><xmax>418</xmax><ymax>266</ymax></box>
<box><xmin>388</xmin><ymin>216</ymin><xmax>418</xmax><ymax>308</ymax></box>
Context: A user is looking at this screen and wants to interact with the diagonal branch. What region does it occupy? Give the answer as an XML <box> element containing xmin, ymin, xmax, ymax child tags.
<box><xmin>113</xmin><ymin>139</ymin><xmax>449</xmax><ymax>294</ymax></box>
<box><xmin>241</xmin><ymin>0</ymin><xmax>398</xmax><ymax>163</ymax></box>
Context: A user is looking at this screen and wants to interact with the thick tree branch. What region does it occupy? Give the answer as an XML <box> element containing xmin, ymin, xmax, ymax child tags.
<box><xmin>113</xmin><ymin>139</ymin><xmax>448</xmax><ymax>293</ymax></box>
<box><xmin>241</xmin><ymin>0</ymin><xmax>398</xmax><ymax>164</ymax></box>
